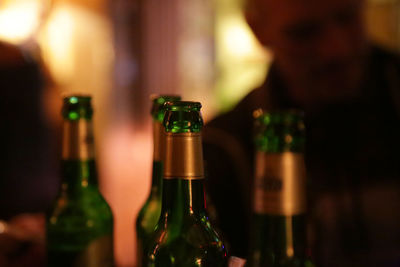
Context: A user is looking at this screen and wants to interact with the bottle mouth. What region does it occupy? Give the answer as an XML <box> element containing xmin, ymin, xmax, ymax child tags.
<box><xmin>253</xmin><ymin>108</ymin><xmax>304</xmax><ymax>126</ymax></box>
<box><xmin>164</xmin><ymin>101</ymin><xmax>202</xmax><ymax>111</ymax></box>
<box><xmin>253</xmin><ymin>109</ymin><xmax>305</xmax><ymax>152</ymax></box>
<box><xmin>63</xmin><ymin>94</ymin><xmax>91</xmax><ymax>104</ymax></box>
<box><xmin>163</xmin><ymin>101</ymin><xmax>203</xmax><ymax>133</ymax></box>
<box><xmin>150</xmin><ymin>94</ymin><xmax>181</xmax><ymax>103</ymax></box>
<box><xmin>62</xmin><ymin>94</ymin><xmax>93</xmax><ymax>120</ymax></box>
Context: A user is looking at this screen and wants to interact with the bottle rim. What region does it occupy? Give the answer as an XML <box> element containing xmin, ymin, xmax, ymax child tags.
<box><xmin>62</xmin><ymin>94</ymin><xmax>93</xmax><ymax>120</ymax></box>
<box><xmin>164</xmin><ymin>101</ymin><xmax>202</xmax><ymax>111</ymax></box>
<box><xmin>63</xmin><ymin>94</ymin><xmax>92</xmax><ymax>104</ymax></box>
<box><xmin>253</xmin><ymin>108</ymin><xmax>304</xmax><ymax>120</ymax></box>
<box><xmin>150</xmin><ymin>94</ymin><xmax>181</xmax><ymax>118</ymax></box>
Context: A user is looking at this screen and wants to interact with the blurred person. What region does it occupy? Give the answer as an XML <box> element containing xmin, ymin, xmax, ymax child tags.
<box><xmin>203</xmin><ymin>0</ymin><xmax>400</xmax><ymax>266</ymax></box>
<box><xmin>0</xmin><ymin>40</ymin><xmax>59</xmax><ymax>266</ymax></box>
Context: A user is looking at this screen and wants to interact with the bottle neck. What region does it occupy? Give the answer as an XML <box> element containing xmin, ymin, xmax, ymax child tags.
<box><xmin>60</xmin><ymin>160</ymin><xmax>99</xmax><ymax>194</ymax></box>
<box><xmin>251</xmin><ymin>214</ymin><xmax>308</xmax><ymax>259</ymax></box>
<box><xmin>253</xmin><ymin>151</ymin><xmax>306</xmax><ymax>216</ymax></box>
<box><xmin>252</xmin><ymin>151</ymin><xmax>308</xmax><ymax>258</ymax></box>
<box><xmin>62</xmin><ymin>119</ymin><xmax>95</xmax><ymax>160</ymax></box>
<box><xmin>160</xmin><ymin>179</ymin><xmax>206</xmax><ymax>217</ymax></box>
<box><xmin>61</xmin><ymin>119</ymin><xmax>98</xmax><ymax>193</ymax></box>
<box><xmin>160</xmin><ymin>131</ymin><xmax>206</xmax><ymax>217</ymax></box>
<box><xmin>163</xmin><ymin>132</ymin><xmax>204</xmax><ymax>179</ymax></box>
<box><xmin>151</xmin><ymin>121</ymin><xmax>164</xmax><ymax>191</ymax></box>
<box><xmin>153</xmin><ymin>121</ymin><xmax>163</xmax><ymax>163</ymax></box>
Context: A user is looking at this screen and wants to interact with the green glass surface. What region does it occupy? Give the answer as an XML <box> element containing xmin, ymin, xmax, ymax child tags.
<box><xmin>253</xmin><ymin>109</ymin><xmax>305</xmax><ymax>153</ymax></box>
<box><xmin>136</xmin><ymin>95</ymin><xmax>181</xmax><ymax>265</ymax></box>
<box><xmin>163</xmin><ymin>101</ymin><xmax>203</xmax><ymax>133</ymax></box>
<box><xmin>136</xmin><ymin>161</ymin><xmax>163</xmax><ymax>265</ymax></box>
<box><xmin>248</xmin><ymin>110</ymin><xmax>314</xmax><ymax>267</ymax></box>
<box><xmin>62</xmin><ymin>95</ymin><xmax>93</xmax><ymax>121</ymax></box>
<box><xmin>46</xmin><ymin>95</ymin><xmax>114</xmax><ymax>267</ymax></box>
<box><xmin>249</xmin><ymin>214</ymin><xmax>313</xmax><ymax>267</ymax></box>
<box><xmin>143</xmin><ymin>101</ymin><xmax>228</xmax><ymax>267</ymax></box>
<box><xmin>151</xmin><ymin>95</ymin><xmax>181</xmax><ymax>122</ymax></box>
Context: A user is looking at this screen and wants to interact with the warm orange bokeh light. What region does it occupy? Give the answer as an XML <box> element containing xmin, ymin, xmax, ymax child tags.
<box><xmin>0</xmin><ymin>0</ymin><xmax>42</xmax><ymax>43</ymax></box>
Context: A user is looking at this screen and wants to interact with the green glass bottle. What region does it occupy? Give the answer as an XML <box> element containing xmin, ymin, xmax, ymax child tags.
<box><xmin>248</xmin><ymin>109</ymin><xmax>314</xmax><ymax>267</ymax></box>
<box><xmin>46</xmin><ymin>95</ymin><xmax>114</xmax><ymax>267</ymax></box>
<box><xmin>136</xmin><ymin>95</ymin><xmax>181</xmax><ymax>266</ymax></box>
<box><xmin>143</xmin><ymin>101</ymin><xmax>228</xmax><ymax>267</ymax></box>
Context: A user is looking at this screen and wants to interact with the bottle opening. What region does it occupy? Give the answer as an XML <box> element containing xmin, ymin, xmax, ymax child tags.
<box><xmin>163</xmin><ymin>101</ymin><xmax>203</xmax><ymax>133</ymax></box>
<box><xmin>151</xmin><ymin>95</ymin><xmax>181</xmax><ymax>122</ymax></box>
<box><xmin>164</xmin><ymin>101</ymin><xmax>202</xmax><ymax>111</ymax></box>
<box><xmin>253</xmin><ymin>109</ymin><xmax>305</xmax><ymax>153</ymax></box>
<box><xmin>253</xmin><ymin>108</ymin><xmax>304</xmax><ymax>125</ymax></box>
<box><xmin>62</xmin><ymin>94</ymin><xmax>93</xmax><ymax>120</ymax></box>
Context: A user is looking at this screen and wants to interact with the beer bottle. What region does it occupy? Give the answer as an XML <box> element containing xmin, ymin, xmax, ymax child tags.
<box><xmin>136</xmin><ymin>95</ymin><xmax>181</xmax><ymax>265</ymax></box>
<box><xmin>143</xmin><ymin>101</ymin><xmax>228</xmax><ymax>267</ymax></box>
<box><xmin>248</xmin><ymin>109</ymin><xmax>314</xmax><ymax>267</ymax></box>
<box><xmin>46</xmin><ymin>95</ymin><xmax>114</xmax><ymax>267</ymax></box>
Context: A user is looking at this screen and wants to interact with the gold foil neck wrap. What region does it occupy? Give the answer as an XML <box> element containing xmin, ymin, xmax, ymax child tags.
<box><xmin>62</xmin><ymin>120</ymin><xmax>95</xmax><ymax>160</ymax></box>
<box><xmin>163</xmin><ymin>132</ymin><xmax>204</xmax><ymax>180</ymax></box>
<box><xmin>254</xmin><ymin>152</ymin><xmax>306</xmax><ymax>215</ymax></box>
<box><xmin>153</xmin><ymin>121</ymin><xmax>163</xmax><ymax>162</ymax></box>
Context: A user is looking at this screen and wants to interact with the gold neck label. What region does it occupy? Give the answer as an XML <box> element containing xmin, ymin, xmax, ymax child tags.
<box><xmin>254</xmin><ymin>152</ymin><xmax>306</xmax><ymax>215</ymax></box>
<box><xmin>62</xmin><ymin>120</ymin><xmax>95</xmax><ymax>160</ymax></box>
<box><xmin>163</xmin><ymin>132</ymin><xmax>204</xmax><ymax>180</ymax></box>
<box><xmin>153</xmin><ymin>121</ymin><xmax>163</xmax><ymax>162</ymax></box>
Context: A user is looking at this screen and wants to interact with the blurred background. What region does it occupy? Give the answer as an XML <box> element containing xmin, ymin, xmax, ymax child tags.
<box><xmin>0</xmin><ymin>0</ymin><xmax>399</xmax><ymax>266</ymax></box>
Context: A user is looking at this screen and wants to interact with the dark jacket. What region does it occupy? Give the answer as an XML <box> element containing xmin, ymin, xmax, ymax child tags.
<box><xmin>203</xmin><ymin>45</ymin><xmax>400</xmax><ymax>267</ymax></box>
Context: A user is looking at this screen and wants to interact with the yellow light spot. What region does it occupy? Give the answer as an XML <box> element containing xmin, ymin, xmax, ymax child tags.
<box><xmin>253</xmin><ymin>108</ymin><xmax>263</xmax><ymax>119</ymax></box>
<box><xmin>287</xmin><ymin>247</ymin><xmax>294</xmax><ymax>257</ymax></box>
<box><xmin>50</xmin><ymin>216</ymin><xmax>57</xmax><ymax>224</ymax></box>
<box><xmin>87</xmin><ymin>220</ymin><xmax>94</xmax><ymax>227</ymax></box>
<box><xmin>285</xmin><ymin>135</ymin><xmax>293</xmax><ymax>144</ymax></box>
<box><xmin>223</xmin><ymin>20</ymin><xmax>253</xmax><ymax>57</ymax></box>
<box><xmin>81</xmin><ymin>180</ymin><xmax>88</xmax><ymax>187</ymax></box>
<box><xmin>215</xmin><ymin>8</ymin><xmax>270</xmax><ymax>111</ymax></box>
<box><xmin>0</xmin><ymin>221</ymin><xmax>6</xmax><ymax>234</ymax></box>
<box><xmin>195</xmin><ymin>258</ymin><xmax>202</xmax><ymax>266</ymax></box>
<box><xmin>0</xmin><ymin>1</ymin><xmax>40</xmax><ymax>43</ymax></box>
<box><xmin>39</xmin><ymin>6</ymin><xmax>75</xmax><ymax>84</ymax></box>
<box><xmin>38</xmin><ymin>3</ymin><xmax>114</xmax><ymax>94</ymax></box>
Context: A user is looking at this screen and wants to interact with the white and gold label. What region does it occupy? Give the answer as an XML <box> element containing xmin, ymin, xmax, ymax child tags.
<box><xmin>254</xmin><ymin>152</ymin><xmax>306</xmax><ymax>215</ymax></box>
<box><xmin>62</xmin><ymin>120</ymin><xmax>95</xmax><ymax>160</ymax></box>
<box><xmin>163</xmin><ymin>132</ymin><xmax>204</xmax><ymax>180</ymax></box>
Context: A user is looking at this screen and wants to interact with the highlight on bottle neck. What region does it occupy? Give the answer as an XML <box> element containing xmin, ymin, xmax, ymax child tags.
<box><xmin>62</xmin><ymin>95</ymin><xmax>93</xmax><ymax>121</ymax></box>
<box><xmin>253</xmin><ymin>109</ymin><xmax>307</xmax><ymax>216</ymax></box>
<box><xmin>253</xmin><ymin>109</ymin><xmax>305</xmax><ymax>153</ymax></box>
<box><xmin>151</xmin><ymin>95</ymin><xmax>181</xmax><ymax>161</ymax></box>
<box><xmin>163</xmin><ymin>101</ymin><xmax>203</xmax><ymax>133</ymax></box>
<box><xmin>62</xmin><ymin>95</ymin><xmax>95</xmax><ymax>160</ymax></box>
<box><xmin>151</xmin><ymin>94</ymin><xmax>181</xmax><ymax>122</ymax></box>
<box><xmin>162</xmin><ymin>101</ymin><xmax>204</xmax><ymax>179</ymax></box>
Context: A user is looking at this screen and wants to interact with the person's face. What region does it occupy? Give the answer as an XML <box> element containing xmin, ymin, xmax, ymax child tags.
<box><xmin>248</xmin><ymin>0</ymin><xmax>368</xmax><ymax>107</ymax></box>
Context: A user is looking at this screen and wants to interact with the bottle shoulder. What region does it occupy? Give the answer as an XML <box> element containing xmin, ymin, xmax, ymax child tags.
<box><xmin>47</xmin><ymin>189</ymin><xmax>113</xmax><ymax>227</ymax></box>
<box><xmin>138</xmin><ymin>194</ymin><xmax>162</xmax><ymax>217</ymax></box>
<box><xmin>144</xmin><ymin>221</ymin><xmax>228</xmax><ymax>267</ymax></box>
<box><xmin>145</xmin><ymin>213</ymin><xmax>226</xmax><ymax>257</ymax></box>
<box><xmin>136</xmin><ymin>196</ymin><xmax>162</xmax><ymax>235</ymax></box>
